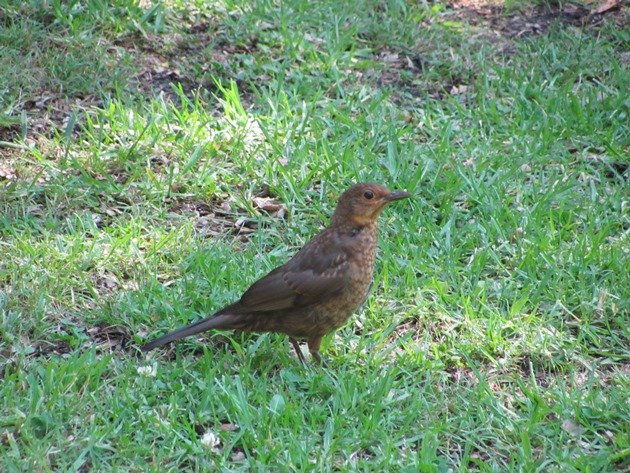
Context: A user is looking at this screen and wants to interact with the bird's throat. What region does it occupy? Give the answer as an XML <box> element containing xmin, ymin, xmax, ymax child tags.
<box><xmin>341</xmin><ymin>220</ymin><xmax>377</xmax><ymax>240</ymax></box>
<box><xmin>348</xmin><ymin>214</ymin><xmax>379</xmax><ymax>226</ymax></box>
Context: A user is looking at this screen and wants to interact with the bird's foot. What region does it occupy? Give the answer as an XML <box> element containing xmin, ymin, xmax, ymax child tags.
<box><xmin>307</xmin><ymin>336</ymin><xmax>326</xmax><ymax>367</ymax></box>
<box><xmin>310</xmin><ymin>350</ymin><xmax>328</xmax><ymax>368</ymax></box>
<box><xmin>289</xmin><ymin>337</ymin><xmax>307</xmax><ymax>364</ymax></box>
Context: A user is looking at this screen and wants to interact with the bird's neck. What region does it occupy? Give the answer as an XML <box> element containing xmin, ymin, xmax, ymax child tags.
<box><xmin>332</xmin><ymin>218</ymin><xmax>378</xmax><ymax>236</ymax></box>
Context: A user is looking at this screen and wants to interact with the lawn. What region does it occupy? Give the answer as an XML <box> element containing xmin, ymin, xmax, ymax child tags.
<box><xmin>1</xmin><ymin>0</ymin><xmax>629</xmax><ymax>471</ymax></box>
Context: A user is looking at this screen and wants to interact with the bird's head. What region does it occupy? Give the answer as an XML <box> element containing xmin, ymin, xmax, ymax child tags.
<box><xmin>331</xmin><ymin>183</ymin><xmax>410</xmax><ymax>226</ymax></box>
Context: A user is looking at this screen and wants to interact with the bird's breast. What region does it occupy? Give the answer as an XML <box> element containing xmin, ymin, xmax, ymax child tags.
<box><xmin>336</xmin><ymin>224</ymin><xmax>379</xmax><ymax>310</ymax></box>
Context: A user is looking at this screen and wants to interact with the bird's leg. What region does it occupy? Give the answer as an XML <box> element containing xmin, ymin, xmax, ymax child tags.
<box><xmin>289</xmin><ymin>337</ymin><xmax>306</xmax><ymax>364</ymax></box>
<box><xmin>307</xmin><ymin>336</ymin><xmax>327</xmax><ymax>367</ymax></box>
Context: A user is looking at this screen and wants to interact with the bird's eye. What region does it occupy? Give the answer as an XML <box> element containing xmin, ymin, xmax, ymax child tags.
<box><xmin>364</xmin><ymin>191</ymin><xmax>374</xmax><ymax>199</ymax></box>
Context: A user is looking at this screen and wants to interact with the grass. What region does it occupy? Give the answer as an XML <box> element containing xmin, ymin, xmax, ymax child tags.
<box><xmin>1</xmin><ymin>0</ymin><xmax>629</xmax><ymax>471</ymax></box>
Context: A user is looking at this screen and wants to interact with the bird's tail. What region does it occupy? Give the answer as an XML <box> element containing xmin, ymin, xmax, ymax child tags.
<box><xmin>141</xmin><ymin>313</ymin><xmax>237</xmax><ymax>352</ymax></box>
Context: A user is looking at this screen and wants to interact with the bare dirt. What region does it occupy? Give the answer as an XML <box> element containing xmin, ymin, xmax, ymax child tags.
<box><xmin>448</xmin><ymin>0</ymin><xmax>628</xmax><ymax>36</ymax></box>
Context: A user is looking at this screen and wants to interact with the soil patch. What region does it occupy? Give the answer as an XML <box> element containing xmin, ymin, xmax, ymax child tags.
<box><xmin>448</xmin><ymin>0</ymin><xmax>628</xmax><ymax>37</ymax></box>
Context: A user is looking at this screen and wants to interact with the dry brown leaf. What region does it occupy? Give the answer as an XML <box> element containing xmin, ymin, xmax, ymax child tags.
<box><xmin>0</xmin><ymin>165</ymin><xmax>17</xmax><ymax>180</ymax></box>
<box><xmin>231</xmin><ymin>451</ymin><xmax>245</xmax><ymax>461</ymax></box>
<box><xmin>381</xmin><ymin>52</ymin><xmax>400</xmax><ymax>63</ymax></box>
<box><xmin>450</xmin><ymin>85</ymin><xmax>469</xmax><ymax>95</ymax></box>
<box><xmin>304</xmin><ymin>32</ymin><xmax>325</xmax><ymax>45</ymax></box>
<box><xmin>216</xmin><ymin>201</ymin><xmax>232</xmax><ymax>215</ymax></box>
<box><xmin>234</xmin><ymin>218</ymin><xmax>257</xmax><ymax>234</ymax></box>
<box><xmin>252</xmin><ymin>196</ymin><xmax>283</xmax><ymax>213</ymax></box>
<box><xmin>220</xmin><ymin>423</ymin><xmax>239</xmax><ymax>432</ymax></box>
<box><xmin>561</xmin><ymin>419</ymin><xmax>585</xmax><ymax>436</ymax></box>
<box><xmin>592</xmin><ymin>0</ymin><xmax>620</xmax><ymax>14</ymax></box>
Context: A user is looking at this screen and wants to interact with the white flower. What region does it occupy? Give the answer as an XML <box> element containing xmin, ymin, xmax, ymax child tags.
<box><xmin>136</xmin><ymin>364</ymin><xmax>157</xmax><ymax>377</ymax></box>
<box><xmin>200</xmin><ymin>430</ymin><xmax>221</xmax><ymax>453</ymax></box>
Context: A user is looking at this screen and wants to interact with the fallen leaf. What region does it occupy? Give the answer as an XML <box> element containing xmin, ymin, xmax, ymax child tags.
<box><xmin>561</xmin><ymin>419</ymin><xmax>585</xmax><ymax>437</ymax></box>
<box><xmin>304</xmin><ymin>32</ymin><xmax>324</xmax><ymax>45</ymax></box>
<box><xmin>592</xmin><ymin>0</ymin><xmax>620</xmax><ymax>14</ymax></box>
<box><xmin>0</xmin><ymin>165</ymin><xmax>17</xmax><ymax>180</ymax></box>
<box><xmin>381</xmin><ymin>52</ymin><xmax>400</xmax><ymax>63</ymax></box>
<box><xmin>563</xmin><ymin>4</ymin><xmax>580</xmax><ymax>14</ymax></box>
<box><xmin>216</xmin><ymin>201</ymin><xmax>232</xmax><ymax>215</ymax></box>
<box><xmin>450</xmin><ymin>85</ymin><xmax>469</xmax><ymax>95</ymax></box>
<box><xmin>220</xmin><ymin>423</ymin><xmax>239</xmax><ymax>432</ymax></box>
<box><xmin>252</xmin><ymin>197</ymin><xmax>283</xmax><ymax>213</ymax></box>
<box><xmin>234</xmin><ymin>218</ymin><xmax>257</xmax><ymax>234</ymax></box>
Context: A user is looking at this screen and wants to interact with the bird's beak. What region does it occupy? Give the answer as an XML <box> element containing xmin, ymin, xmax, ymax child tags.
<box><xmin>385</xmin><ymin>190</ymin><xmax>411</xmax><ymax>202</ymax></box>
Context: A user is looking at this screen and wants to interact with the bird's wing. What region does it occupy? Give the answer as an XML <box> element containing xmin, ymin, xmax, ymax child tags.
<box><xmin>239</xmin><ymin>235</ymin><xmax>349</xmax><ymax>312</ymax></box>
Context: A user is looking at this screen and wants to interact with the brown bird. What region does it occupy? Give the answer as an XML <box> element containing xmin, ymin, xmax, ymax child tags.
<box><xmin>141</xmin><ymin>183</ymin><xmax>410</xmax><ymax>364</ymax></box>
